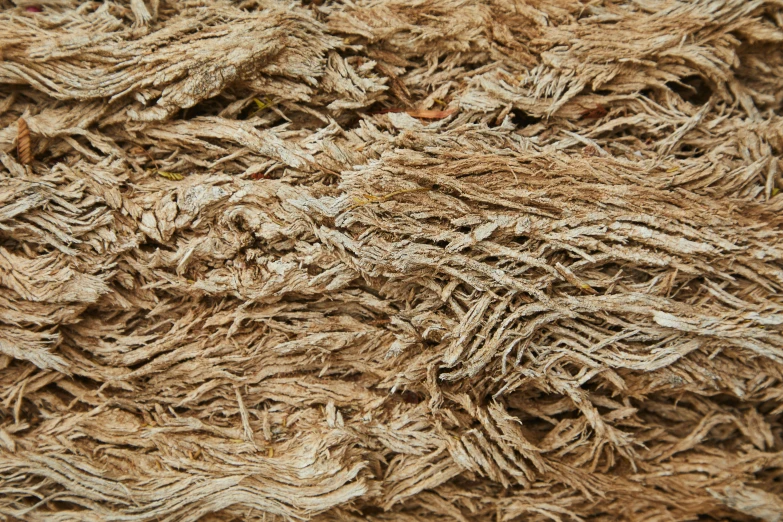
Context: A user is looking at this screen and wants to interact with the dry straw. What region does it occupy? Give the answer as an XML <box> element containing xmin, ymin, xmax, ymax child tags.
<box><xmin>1</xmin><ymin>0</ymin><xmax>783</xmax><ymax>521</ymax></box>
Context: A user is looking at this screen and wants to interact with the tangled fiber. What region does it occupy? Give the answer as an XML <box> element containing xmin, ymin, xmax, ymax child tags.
<box><xmin>2</xmin><ymin>0</ymin><xmax>783</xmax><ymax>520</ymax></box>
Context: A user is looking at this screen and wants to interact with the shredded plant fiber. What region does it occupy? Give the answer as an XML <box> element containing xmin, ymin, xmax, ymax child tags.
<box><xmin>1</xmin><ymin>0</ymin><xmax>783</xmax><ymax>520</ymax></box>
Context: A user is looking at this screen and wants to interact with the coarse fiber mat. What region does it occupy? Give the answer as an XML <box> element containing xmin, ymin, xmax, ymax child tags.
<box><xmin>1</xmin><ymin>0</ymin><xmax>783</xmax><ymax>520</ymax></box>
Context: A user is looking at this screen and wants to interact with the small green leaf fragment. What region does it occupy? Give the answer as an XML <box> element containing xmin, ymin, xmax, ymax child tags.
<box><xmin>156</xmin><ymin>170</ymin><xmax>183</xmax><ymax>181</ymax></box>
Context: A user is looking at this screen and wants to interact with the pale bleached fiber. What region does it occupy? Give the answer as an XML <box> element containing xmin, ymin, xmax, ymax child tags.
<box><xmin>1</xmin><ymin>0</ymin><xmax>783</xmax><ymax>521</ymax></box>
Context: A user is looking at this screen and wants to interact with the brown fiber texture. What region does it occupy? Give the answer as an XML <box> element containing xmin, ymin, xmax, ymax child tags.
<box><xmin>1</xmin><ymin>0</ymin><xmax>783</xmax><ymax>520</ymax></box>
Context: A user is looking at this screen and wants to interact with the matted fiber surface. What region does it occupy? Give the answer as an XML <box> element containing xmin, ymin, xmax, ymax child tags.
<box><xmin>1</xmin><ymin>1</ymin><xmax>783</xmax><ymax>520</ymax></box>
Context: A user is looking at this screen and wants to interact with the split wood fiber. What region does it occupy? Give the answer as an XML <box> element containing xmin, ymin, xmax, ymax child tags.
<box><xmin>1</xmin><ymin>0</ymin><xmax>783</xmax><ymax>521</ymax></box>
